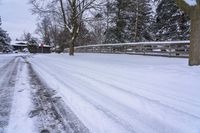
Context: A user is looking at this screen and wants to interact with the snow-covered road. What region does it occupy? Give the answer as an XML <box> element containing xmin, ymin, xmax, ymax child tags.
<box><xmin>5</xmin><ymin>56</ymin><xmax>35</xmax><ymax>133</ymax></box>
<box><xmin>0</xmin><ymin>55</ymin><xmax>34</xmax><ymax>133</ymax></box>
<box><xmin>0</xmin><ymin>54</ymin><xmax>90</xmax><ymax>133</ymax></box>
<box><xmin>28</xmin><ymin>53</ymin><xmax>200</xmax><ymax>133</ymax></box>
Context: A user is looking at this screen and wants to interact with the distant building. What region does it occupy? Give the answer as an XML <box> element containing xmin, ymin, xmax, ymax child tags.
<box><xmin>37</xmin><ymin>44</ymin><xmax>52</xmax><ymax>53</ymax></box>
<box><xmin>10</xmin><ymin>40</ymin><xmax>52</xmax><ymax>53</ymax></box>
<box><xmin>11</xmin><ymin>41</ymin><xmax>28</xmax><ymax>52</ymax></box>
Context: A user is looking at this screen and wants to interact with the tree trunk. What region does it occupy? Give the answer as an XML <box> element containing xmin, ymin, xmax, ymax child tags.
<box><xmin>69</xmin><ymin>26</ymin><xmax>79</xmax><ymax>56</ymax></box>
<box><xmin>175</xmin><ymin>0</ymin><xmax>200</xmax><ymax>66</ymax></box>
<box><xmin>59</xmin><ymin>0</ymin><xmax>69</xmax><ymax>54</ymax></box>
<box><xmin>69</xmin><ymin>0</ymin><xmax>77</xmax><ymax>56</ymax></box>
<box><xmin>69</xmin><ymin>39</ymin><xmax>75</xmax><ymax>56</ymax></box>
<box><xmin>189</xmin><ymin>8</ymin><xmax>200</xmax><ymax>66</ymax></box>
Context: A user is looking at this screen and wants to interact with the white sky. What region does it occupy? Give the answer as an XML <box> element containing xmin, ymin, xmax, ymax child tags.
<box><xmin>0</xmin><ymin>0</ymin><xmax>37</xmax><ymax>41</ymax></box>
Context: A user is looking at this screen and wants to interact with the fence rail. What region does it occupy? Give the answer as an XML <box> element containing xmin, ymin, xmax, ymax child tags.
<box><xmin>74</xmin><ymin>41</ymin><xmax>190</xmax><ymax>58</ymax></box>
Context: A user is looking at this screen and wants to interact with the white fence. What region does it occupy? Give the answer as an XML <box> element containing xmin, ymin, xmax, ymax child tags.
<box><xmin>74</xmin><ymin>41</ymin><xmax>190</xmax><ymax>58</ymax></box>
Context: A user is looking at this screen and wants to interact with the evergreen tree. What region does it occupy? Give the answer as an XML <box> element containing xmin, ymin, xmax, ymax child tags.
<box><xmin>105</xmin><ymin>0</ymin><xmax>153</xmax><ymax>43</ymax></box>
<box><xmin>154</xmin><ymin>0</ymin><xmax>190</xmax><ymax>41</ymax></box>
<box><xmin>126</xmin><ymin>0</ymin><xmax>153</xmax><ymax>42</ymax></box>
<box><xmin>0</xmin><ymin>17</ymin><xmax>11</xmax><ymax>46</ymax></box>
<box><xmin>104</xmin><ymin>0</ymin><xmax>128</xmax><ymax>43</ymax></box>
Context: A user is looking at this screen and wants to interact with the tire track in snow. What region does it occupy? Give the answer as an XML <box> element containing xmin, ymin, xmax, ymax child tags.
<box><xmin>50</xmin><ymin>72</ymin><xmax>189</xmax><ymax>133</ymax></box>
<box><xmin>76</xmin><ymin>65</ymin><xmax>200</xmax><ymax>106</ymax></box>
<box><xmin>39</xmin><ymin>60</ymin><xmax>200</xmax><ymax>119</ymax></box>
<box><xmin>70</xmin><ymin>71</ymin><xmax>200</xmax><ymax>119</ymax></box>
<box><xmin>29</xmin><ymin>61</ymin><xmax>137</xmax><ymax>133</ymax></box>
<box><xmin>28</xmin><ymin>63</ymin><xmax>90</xmax><ymax>133</ymax></box>
<box><xmin>29</xmin><ymin>56</ymin><xmax>200</xmax><ymax>133</ymax></box>
<box><xmin>32</xmin><ymin>62</ymin><xmax>169</xmax><ymax>132</ymax></box>
<box><xmin>47</xmin><ymin>76</ymin><xmax>137</xmax><ymax>133</ymax></box>
<box><xmin>36</xmin><ymin>62</ymin><xmax>199</xmax><ymax>132</ymax></box>
<box><xmin>0</xmin><ymin>57</ymin><xmax>20</xmax><ymax>132</ymax></box>
<box><xmin>56</xmin><ymin>62</ymin><xmax>200</xmax><ymax>116</ymax></box>
<box><xmin>46</xmin><ymin>59</ymin><xmax>200</xmax><ymax>107</ymax></box>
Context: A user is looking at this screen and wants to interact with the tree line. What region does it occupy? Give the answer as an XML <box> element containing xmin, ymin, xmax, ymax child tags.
<box><xmin>29</xmin><ymin>0</ymin><xmax>200</xmax><ymax>66</ymax></box>
<box><xmin>30</xmin><ymin>0</ymin><xmax>190</xmax><ymax>52</ymax></box>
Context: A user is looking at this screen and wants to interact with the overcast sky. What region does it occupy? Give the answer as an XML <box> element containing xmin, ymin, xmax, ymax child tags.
<box><xmin>0</xmin><ymin>0</ymin><xmax>37</xmax><ymax>42</ymax></box>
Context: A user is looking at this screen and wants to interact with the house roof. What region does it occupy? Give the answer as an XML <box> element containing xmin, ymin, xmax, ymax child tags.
<box><xmin>11</xmin><ymin>41</ymin><xmax>52</xmax><ymax>48</ymax></box>
<box><xmin>11</xmin><ymin>40</ymin><xmax>28</xmax><ymax>46</ymax></box>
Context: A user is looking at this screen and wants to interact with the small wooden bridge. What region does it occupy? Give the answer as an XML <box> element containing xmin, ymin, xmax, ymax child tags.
<box><xmin>74</xmin><ymin>41</ymin><xmax>190</xmax><ymax>58</ymax></box>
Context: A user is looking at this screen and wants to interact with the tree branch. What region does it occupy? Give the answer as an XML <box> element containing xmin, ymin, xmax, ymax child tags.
<box><xmin>75</xmin><ymin>0</ymin><xmax>97</xmax><ymax>19</ymax></box>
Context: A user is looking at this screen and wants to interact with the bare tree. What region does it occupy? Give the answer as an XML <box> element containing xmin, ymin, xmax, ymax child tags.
<box><xmin>36</xmin><ymin>16</ymin><xmax>52</xmax><ymax>45</ymax></box>
<box><xmin>175</xmin><ymin>0</ymin><xmax>200</xmax><ymax>66</ymax></box>
<box><xmin>21</xmin><ymin>32</ymin><xmax>32</xmax><ymax>41</ymax></box>
<box><xmin>30</xmin><ymin>0</ymin><xmax>99</xmax><ymax>55</ymax></box>
<box><xmin>59</xmin><ymin>0</ymin><xmax>99</xmax><ymax>55</ymax></box>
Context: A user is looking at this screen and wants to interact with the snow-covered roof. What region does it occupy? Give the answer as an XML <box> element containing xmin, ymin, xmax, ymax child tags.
<box><xmin>11</xmin><ymin>40</ymin><xmax>28</xmax><ymax>46</ymax></box>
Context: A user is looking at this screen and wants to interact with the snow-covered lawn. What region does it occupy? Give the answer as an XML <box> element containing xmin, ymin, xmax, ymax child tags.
<box><xmin>29</xmin><ymin>53</ymin><xmax>200</xmax><ymax>133</ymax></box>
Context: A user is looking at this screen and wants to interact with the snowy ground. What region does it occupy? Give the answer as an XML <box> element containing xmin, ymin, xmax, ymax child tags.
<box><xmin>28</xmin><ymin>53</ymin><xmax>200</xmax><ymax>133</ymax></box>
<box><xmin>0</xmin><ymin>54</ymin><xmax>88</xmax><ymax>133</ymax></box>
<box><xmin>0</xmin><ymin>55</ymin><xmax>36</xmax><ymax>133</ymax></box>
<box><xmin>0</xmin><ymin>53</ymin><xmax>200</xmax><ymax>133</ymax></box>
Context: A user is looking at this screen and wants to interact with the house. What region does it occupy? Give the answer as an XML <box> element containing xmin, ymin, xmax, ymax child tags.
<box><xmin>11</xmin><ymin>41</ymin><xmax>52</xmax><ymax>53</ymax></box>
<box><xmin>11</xmin><ymin>40</ymin><xmax>28</xmax><ymax>52</ymax></box>
<box><xmin>37</xmin><ymin>44</ymin><xmax>52</xmax><ymax>53</ymax></box>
